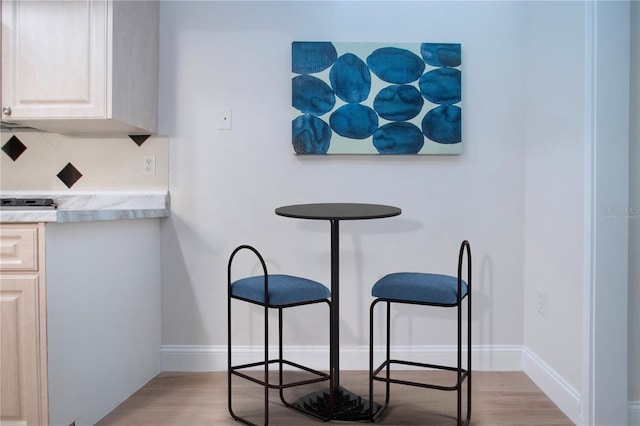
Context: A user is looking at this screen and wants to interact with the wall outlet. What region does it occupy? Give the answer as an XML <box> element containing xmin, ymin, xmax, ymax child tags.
<box><xmin>537</xmin><ymin>289</ymin><xmax>547</xmax><ymax>315</ymax></box>
<box><xmin>142</xmin><ymin>155</ymin><xmax>156</xmax><ymax>176</ymax></box>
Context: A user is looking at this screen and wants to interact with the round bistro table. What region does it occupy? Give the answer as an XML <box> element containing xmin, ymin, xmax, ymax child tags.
<box><xmin>275</xmin><ymin>203</ymin><xmax>401</xmax><ymax>420</ymax></box>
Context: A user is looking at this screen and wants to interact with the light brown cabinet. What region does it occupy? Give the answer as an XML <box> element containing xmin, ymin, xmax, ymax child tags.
<box><xmin>0</xmin><ymin>223</ymin><xmax>48</xmax><ymax>426</ymax></box>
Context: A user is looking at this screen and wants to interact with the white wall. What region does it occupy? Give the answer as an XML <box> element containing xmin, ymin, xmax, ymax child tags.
<box><xmin>589</xmin><ymin>2</ymin><xmax>631</xmax><ymax>424</ymax></box>
<box><xmin>522</xmin><ymin>0</ymin><xmax>586</xmax><ymax>407</ymax></box>
<box><xmin>629</xmin><ymin>0</ymin><xmax>640</xmax><ymax>420</ymax></box>
<box><xmin>46</xmin><ymin>219</ymin><xmax>162</xmax><ymax>426</ymax></box>
<box><xmin>158</xmin><ymin>0</ymin><xmax>526</xmax><ymax>356</ymax></box>
<box><xmin>157</xmin><ymin>1</ymin><xmax>636</xmax><ymax>422</ymax></box>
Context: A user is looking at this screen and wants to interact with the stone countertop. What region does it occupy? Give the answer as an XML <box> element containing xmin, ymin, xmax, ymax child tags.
<box><xmin>0</xmin><ymin>191</ymin><xmax>170</xmax><ymax>223</ymax></box>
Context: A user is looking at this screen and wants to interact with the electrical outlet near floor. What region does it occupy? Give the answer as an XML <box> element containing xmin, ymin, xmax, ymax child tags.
<box><xmin>142</xmin><ymin>155</ymin><xmax>156</xmax><ymax>176</ymax></box>
<box><xmin>537</xmin><ymin>289</ymin><xmax>547</xmax><ymax>315</ymax></box>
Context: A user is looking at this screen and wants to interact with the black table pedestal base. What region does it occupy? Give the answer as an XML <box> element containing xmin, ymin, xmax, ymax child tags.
<box><xmin>295</xmin><ymin>386</ymin><xmax>380</xmax><ymax>421</ymax></box>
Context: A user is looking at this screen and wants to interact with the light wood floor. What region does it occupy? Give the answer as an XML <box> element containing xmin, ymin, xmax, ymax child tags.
<box><xmin>96</xmin><ymin>370</ymin><xmax>574</xmax><ymax>425</ymax></box>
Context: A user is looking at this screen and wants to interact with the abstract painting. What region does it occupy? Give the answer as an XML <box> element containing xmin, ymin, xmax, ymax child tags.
<box><xmin>292</xmin><ymin>42</ymin><xmax>462</xmax><ymax>155</ymax></box>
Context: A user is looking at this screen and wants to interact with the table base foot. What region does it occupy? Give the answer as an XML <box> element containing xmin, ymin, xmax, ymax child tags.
<box><xmin>295</xmin><ymin>386</ymin><xmax>381</xmax><ymax>421</ymax></box>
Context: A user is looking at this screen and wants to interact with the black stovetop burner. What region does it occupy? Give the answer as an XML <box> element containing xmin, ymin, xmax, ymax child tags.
<box><xmin>1</xmin><ymin>198</ymin><xmax>57</xmax><ymax>209</ymax></box>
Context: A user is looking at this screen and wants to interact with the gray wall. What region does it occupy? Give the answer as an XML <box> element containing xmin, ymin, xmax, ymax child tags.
<box><xmin>157</xmin><ymin>1</ymin><xmax>637</xmax><ymax>423</ymax></box>
<box><xmin>159</xmin><ymin>0</ymin><xmax>526</xmax><ymax>357</ymax></box>
<box><xmin>46</xmin><ymin>220</ymin><xmax>162</xmax><ymax>426</ymax></box>
<box><xmin>630</xmin><ymin>0</ymin><xmax>640</xmax><ymax>410</ymax></box>
<box><xmin>522</xmin><ymin>0</ymin><xmax>585</xmax><ymax>393</ymax></box>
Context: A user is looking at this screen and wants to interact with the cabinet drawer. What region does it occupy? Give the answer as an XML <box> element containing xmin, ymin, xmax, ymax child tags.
<box><xmin>0</xmin><ymin>226</ymin><xmax>38</xmax><ymax>271</ymax></box>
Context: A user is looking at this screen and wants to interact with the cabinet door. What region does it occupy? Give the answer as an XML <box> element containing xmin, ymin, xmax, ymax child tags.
<box><xmin>1</xmin><ymin>0</ymin><xmax>107</xmax><ymax>120</ymax></box>
<box><xmin>0</xmin><ymin>275</ymin><xmax>46</xmax><ymax>426</ymax></box>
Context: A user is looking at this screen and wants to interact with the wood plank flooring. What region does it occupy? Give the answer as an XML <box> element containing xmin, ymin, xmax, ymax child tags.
<box><xmin>96</xmin><ymin>371</ymin><xmax>574</xmax><ymax>425</ymax></box>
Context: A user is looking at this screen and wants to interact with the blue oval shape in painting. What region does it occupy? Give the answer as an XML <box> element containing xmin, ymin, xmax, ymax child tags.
<box><xmin>373</xmin><ymin>85</ymin><xmax>424</xmax><ymax>121</ymax></box>
<box><xmin>366</xmin><ymin>47</ymin><xmax>425</xmax><ymax>84</ymax></box>
<box><xmin>373</xmin><ymin>122</ymin><xmax>424</xmax><ymax>154</ymax></box>
<box><xmin>329</xmin><ymin>53</ymin><xmax>371</xmax><ymax>103</ymax></box>
<box><xmin>292</xmin><ymin>114</ymin><xmax>332</xmax><ymax>154</ymax></box>
<box><xmin>292</xmin><ymin>74</ymin><xmax>336</xmax><ymax>115</ymax></box>
<box><xmin>419</xmin><ymin>68</ymin><xmax>461</xmax><ymax>105</ymax></box>
<box><xmin>329</xmin><ymin>104</ymin><xmax>379</xmax><ymax>139</ymax></box>
<box><xmin>420</xmin><ymin>43</ymin><xmax>461</xmax><ymax>67</ymax></box>
<box><xmin>292</xmin><ymin>42</ymin><xmax>338</xmax><ymax>74</ymax></box>
<box><xmin>422</xmin><ymin>105</ymin><xmax>461</xmax><ymax>144</ymax></box>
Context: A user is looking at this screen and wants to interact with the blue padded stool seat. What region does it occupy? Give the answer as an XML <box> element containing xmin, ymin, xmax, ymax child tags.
<box><xmin>372</xmin><ymin>272</ymin><xmax>468</xmax><ymax>306</ymax></box>
<box><xmin>231</xmin><ymin>274</ymin><xmax>331</xmax><ymax>306</ymax></box>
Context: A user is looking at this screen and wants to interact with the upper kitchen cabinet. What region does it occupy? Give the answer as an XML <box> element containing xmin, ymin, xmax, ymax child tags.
<box><xmin>1</xmin><ymin>0</ymin><xmax>158</xmax><ymax>135</ymax></box>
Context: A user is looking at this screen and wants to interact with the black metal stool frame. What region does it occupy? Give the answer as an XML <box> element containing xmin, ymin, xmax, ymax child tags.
<box><xmin>228</xmin><ymin>245</ymin><xmax>333</xmax><ymax>426</ymax></box>
<box><xmin>369</xmin><ymin>240</ymin><xmax>471</xmax><ymax>425</ymax></box>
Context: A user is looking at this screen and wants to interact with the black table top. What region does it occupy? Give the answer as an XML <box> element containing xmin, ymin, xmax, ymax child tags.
<box><xmin>275</xmin><ymin>203</ymin><xmax>401</xmax><ymax>221</ymax></box>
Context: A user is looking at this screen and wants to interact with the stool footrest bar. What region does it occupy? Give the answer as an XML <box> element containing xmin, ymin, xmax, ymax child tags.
<box><xmin>231</xmin><ymin>359</ymin><xmax>330</xmax><ymax>389</ymax></box>
<box><xmin>372</xmin><ymin>360</ymin><xmax>469</xmax><ymax>391</ymax></box>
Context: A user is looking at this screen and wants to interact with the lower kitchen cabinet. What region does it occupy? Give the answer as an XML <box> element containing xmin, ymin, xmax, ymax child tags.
<box><xmin>0</xmin><ymin>223</ymin><xmax>48</xmax><ymax>426</ymax></box>
<box><xmin>0</xmin><ymin>218</ymin><xmax>162</xmax><ymax>426</ymax></box>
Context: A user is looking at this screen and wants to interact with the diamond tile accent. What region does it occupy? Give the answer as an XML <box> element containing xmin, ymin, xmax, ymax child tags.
<box><xmin>2</xmin><ymin>135</ymin><xmax>27</xmax><ymax>161</ymax></box>
<box><xmin>129</xmin><ymin>135</ymin><xmax>151</xmax><ymax>146</ymax></box>
<box><xmin>57</xmin><ymin>162</ymin><xmax>83</xmax><ymax>188</ymax></box>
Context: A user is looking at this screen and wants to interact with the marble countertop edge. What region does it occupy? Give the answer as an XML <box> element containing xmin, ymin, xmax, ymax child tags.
<box><xmin>0</xmin><ymin>191</ymin><xmax>170</xmax><ymax>223</ymax></box>
<box><xmin>56</xmin><ymin>208</ymin><xmax>171</xmax><ymax>223</ymax></box>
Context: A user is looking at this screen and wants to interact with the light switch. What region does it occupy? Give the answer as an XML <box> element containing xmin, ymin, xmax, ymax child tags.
<box><xmin>219</xmin><ymin>109</ymin><xmax>232</xmax><ymax>130</ymax></box>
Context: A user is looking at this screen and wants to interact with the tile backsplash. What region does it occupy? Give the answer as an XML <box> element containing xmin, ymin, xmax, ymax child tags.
<box><xmin>0</xmin><ymin>131</ymin><xmax>168</xmax><ymax>191</ymax></box>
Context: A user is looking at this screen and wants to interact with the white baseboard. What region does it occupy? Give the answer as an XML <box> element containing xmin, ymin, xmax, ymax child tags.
<box><xmin>161</xmin><ymin>345</ymin><xmax>330</xmax><ymax>372</ymax></box>
<box><xmin>160</xmin><ymin>344</ymin><xmax>523</xmax><ymax>372</ymax></box>
<box><xmin>521</xmin><ymin>347</ymin><xmax>581</xmax><ymax>425</ymax></box>
<box><xmin>630</xmin><ymin>401</ymin><xmax>640</xmax><ymax>426</ymax></box>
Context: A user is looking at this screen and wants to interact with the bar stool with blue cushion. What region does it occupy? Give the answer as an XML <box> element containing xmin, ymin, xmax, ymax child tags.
<box><xmin>369</xmin><ymin>240</ymin><xmax>471</xmax><ymax>425</ymax></box>
<box><xmin>228</xmin><ymin>244</ymin><xmax>333</xmax><ymax>426</ymax></box>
